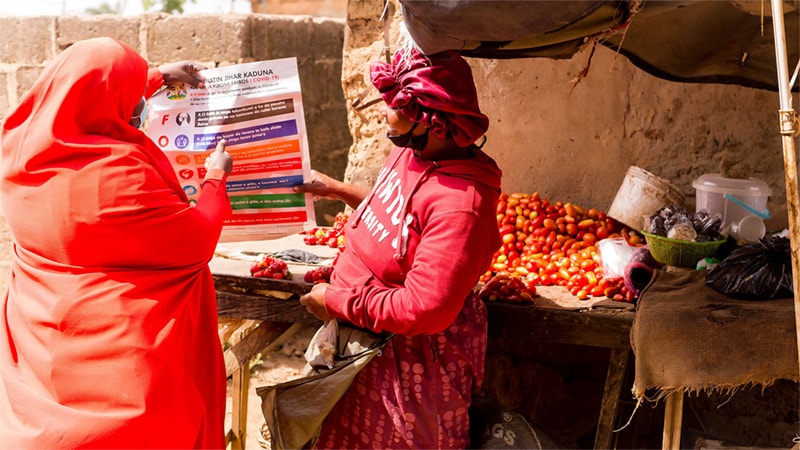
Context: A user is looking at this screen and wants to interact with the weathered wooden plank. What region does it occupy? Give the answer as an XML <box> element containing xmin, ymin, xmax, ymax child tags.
<box><xmin>485</xmin><ymin>301</ymin><xmax>634</xmax><ymax>349</ymax></box>
<box><xmin>229</xmin><ymin>362</ymin><xmax>250</xmax><ymax>450</ymax></box>
<box><xmin>594</xmin><ymin>347</ymin><xmax>631</xmax><ymax>449</ymax></box>
<box><xmin>224</xmin><ymin>321</ymin><xmax>295</xmax><ymax>376</ymax></box>
<box><xmin>663</xmin><ymin>390</ymin><xmax>684</xmax><ymax>450</ymax></box>
<box><xmin>215</xmin><ymin>273</ymin><xmax>634</xmax><ymax>346</ymax></box>
<box><xmin>216</xmin><ymin>291</ymin><xmax>320</xmax><ymax>324</ymax></box>
<box><xmin>214</xmin><ymin>273</ymin><xmax>313</xmax><ymax>297</ymax></box>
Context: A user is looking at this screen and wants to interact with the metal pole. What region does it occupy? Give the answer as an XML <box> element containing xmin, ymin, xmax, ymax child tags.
<box><xmin>770</xmin><ymin>0</ymin><xmax>800</xmax><ymax>379</ymax></box>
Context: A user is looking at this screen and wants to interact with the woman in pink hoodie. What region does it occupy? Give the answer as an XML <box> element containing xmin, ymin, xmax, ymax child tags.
<box><xmin>294</xmin><ymin>46</ymin><xmax>502</xmax><ymax>449</ymax></box>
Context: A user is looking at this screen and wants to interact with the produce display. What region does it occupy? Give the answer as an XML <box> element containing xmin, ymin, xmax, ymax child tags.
<box><xmin>250</xmin><ymin>254</ymin><xmax>292</xmax><ymax>279</ymax></box>
<box><xmin>304</xmin><ymin>264</ymin><xmax>335</xmax><ymax>284</ymax></box>
<box><xmin>302</xmin><ymin>212</ymin><xmax>349</xmax><ymax>250</ymax></box>
<box><xmin>479</xmin><ymin>192</ymin><xmax>643</xmax><ymax>304</ymax></box>
<box><xmin>298</xmin><ymin>213</ymin><xmax>348</xmax><ymax>283</ymax></box>
<box><xmin>248</xmin><ymin>197</ymin><xmax>642</xmax><ymax>305</ymax></box>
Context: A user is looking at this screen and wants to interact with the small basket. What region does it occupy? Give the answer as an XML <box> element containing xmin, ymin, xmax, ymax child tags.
<box><xmin>642</xmin><ymin>232</ymin><xmax>726</xmax><ymax>268</ymax></box>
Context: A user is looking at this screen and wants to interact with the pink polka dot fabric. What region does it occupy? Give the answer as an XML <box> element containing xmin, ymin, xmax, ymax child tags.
<box><xmin>314</xmin><ymin>295</ymin><xmax>487</xmax><ymax>449</ymax></box>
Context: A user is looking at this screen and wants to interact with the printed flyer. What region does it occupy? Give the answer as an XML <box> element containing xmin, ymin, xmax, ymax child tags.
<box><xmin>145</xmin><ymin>58</ymin><xmax>316</xmax><ymax>242</ymax></box>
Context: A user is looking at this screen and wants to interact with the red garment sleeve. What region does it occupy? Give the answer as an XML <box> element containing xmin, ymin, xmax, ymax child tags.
<box><xmin>194</xmin><ymin>171</ymin><xmax>231</xmax><ymax>234</ymax></box>
<box><xmin>62</xmin><ymin>165</ymin><xmax>231</xmax><ymax>271</ymax></box>
<box><xmin>167</xmin><ymin>172</ymin><xmax>231</xmax><ymax>265</ymax></box>
<box><xmin>324</xmin><ymin>210</ymin><xmax>497</xmax><ymax>336</ymax></box>
<box><xmin>145</xmin><ymin>68</ymin><xmax>164</xmax><ymax>97</ymax></box>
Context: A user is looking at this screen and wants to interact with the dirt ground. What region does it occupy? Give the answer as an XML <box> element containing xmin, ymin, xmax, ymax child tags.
<box><xmin>224</xmin><ymin>323</ymin><xmax>318</xmax><ymax>450</ymax></box>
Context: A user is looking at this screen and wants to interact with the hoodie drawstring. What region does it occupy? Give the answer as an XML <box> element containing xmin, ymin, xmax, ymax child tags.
<box><xmin>350</xmin><ymin>150</ymin><xmax>406</xmax><ymax>229</ymax></box>
<box><xmin>392</xmin><ymin>160</ymin><xmax>438</xmax><ymax>261</ymax></box>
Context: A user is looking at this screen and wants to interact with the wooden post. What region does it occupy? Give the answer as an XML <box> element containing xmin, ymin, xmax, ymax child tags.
<box><xmin>229</xmin><ymin>365</ymin><xmax>250</xmax><ymax>450</ymax></box>
<box><xmin>223</xmin><ymin>321</ymin><xmax>299</xmax><ymax>449</ymax></box>
<box><xmin>662</xmin><ymin>390</ymin><xmax>683</xmax><ymax>450</ymax></box>
<box><xmin>594</xmin><ymin>348</ymin><xmax>630</xmax><ymax>450</ymax></box>
<box><xmin>769</xmin><ymin>0</ymin><xmax>800</xmax><ymax>382</ymax></box>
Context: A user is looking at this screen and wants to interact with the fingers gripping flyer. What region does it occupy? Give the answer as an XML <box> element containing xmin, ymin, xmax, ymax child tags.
<box><xmin>145</xmin><ymin>58</ymin><xmax>316</xmax><ymax>242</ymax></box>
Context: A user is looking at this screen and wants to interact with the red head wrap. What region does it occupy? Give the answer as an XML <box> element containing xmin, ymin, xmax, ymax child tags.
<box><xmin>370</xmin><ymin>47</ymin><xmax>489</xmax><ymax>147</ymax></box>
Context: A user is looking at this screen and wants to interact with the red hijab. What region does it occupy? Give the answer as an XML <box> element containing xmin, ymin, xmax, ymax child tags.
<box><xmin>370</xmin><ymin>46</ymin><xmax>489</xmax><ymax>147</ymax></box>
<box><xmin>1</xmin><ymin>37</ymin><xmax>193</xmax><ymax>265</ymax></box>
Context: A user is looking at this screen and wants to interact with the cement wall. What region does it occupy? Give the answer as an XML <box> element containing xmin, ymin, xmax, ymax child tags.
<box><xmin>472</xmin><ymin>50</ymin><xmax>788</xmax><ymax>225</ymax></box>
<box><xmin>0</xmin><ymin>13</ymin><xmax>351</xmax><ymax>289</ymax></box>
<box><xmin>340</xmin><ymin>1</ymin><xmax>791</xmax><ymax>237</ymax></box>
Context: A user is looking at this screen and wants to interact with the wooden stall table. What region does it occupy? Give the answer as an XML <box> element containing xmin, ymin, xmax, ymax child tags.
<box><xmin>211</xmin><ymin>233</ymin><xmax>333</xmax><ymax>449</ymax></box>
<box><xmin>211</xmin><ymin>232</ymin><xmax>636</xmax><ymax>449</ymax></box>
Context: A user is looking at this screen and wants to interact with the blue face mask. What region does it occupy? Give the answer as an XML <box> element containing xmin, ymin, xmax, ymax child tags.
<box><xmin>130</xmin><ymin>97</ymin><xmax>147</xmax><ymax>129</ymax></box>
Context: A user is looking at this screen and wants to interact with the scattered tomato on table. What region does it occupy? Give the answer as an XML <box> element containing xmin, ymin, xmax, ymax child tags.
<box><xmin>302</xmin><ymin>212</ymin><xmax>348</xmax><ymax>250</ymax></box>
<box><xmin>477</xmin><ymin>273</ymin><xmax>537</xmax><ymax>303</ymax></box>
<box><xmin>250</xmin><ymin>255</ymin><xmax>292</xmax><ymax>280</ymax></box>
<box><xmin>304</xmin><ymin>265</ymin><xmax>334</xmax><ymax>284</ymax></box>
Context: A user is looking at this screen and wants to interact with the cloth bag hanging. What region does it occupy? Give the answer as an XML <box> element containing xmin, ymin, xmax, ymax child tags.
<box><xmin>256</xmin><ymin>320</ymin><xmax>393</xmax><ymax>450</ymax></box>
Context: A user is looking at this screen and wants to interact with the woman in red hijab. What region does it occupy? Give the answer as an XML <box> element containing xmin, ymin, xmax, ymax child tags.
<box><xmin>294</xmin><ymin>46</ymin><xmax>502</xmax><ymax>449</ymax></box>
<box><xmin>0</xmin><ymin>37</ymin><xmax>232</xmax><ymax>448</ymax></box>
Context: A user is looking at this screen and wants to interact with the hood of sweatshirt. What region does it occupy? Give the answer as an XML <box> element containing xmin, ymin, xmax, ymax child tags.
<box><xmin>430</xmin><ymin>147</ymin><xmax>502</xmax><ymax>191</ymax></box>
<box><xmin>351</xmin><ymin>146</ymin><xmax>502</xmax><ymax>260</ymax></box>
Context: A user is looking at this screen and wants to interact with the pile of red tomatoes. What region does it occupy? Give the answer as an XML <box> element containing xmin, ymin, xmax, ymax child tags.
<box><xmin>299</xmin><ymin>212</ymin><xmax>349</xmax><ymax>284</ymax></box>
<box><xmin>250</xmin><ymin>255</ymin><xmax>292</xmax><ymax>280</ymax></box>
<box><xmin>479</xmin><ymin>192</ymin><xmax>643</xmax><ymax>304</ymax></box>
<box><xmin>303</xmin><ymin>212</ymin><xmax>348</xmax><ymax>250</ymax></box>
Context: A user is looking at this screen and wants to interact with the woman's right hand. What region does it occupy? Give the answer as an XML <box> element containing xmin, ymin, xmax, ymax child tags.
<box><xmin>299</xmin><ymin>282</ymin><xmax>332</xmax><ymax>322</ymax></box>
<box><xmin>205</xmin><ymin>139</ymin><xmax>233</xmax><ymax>176</ymax></box>
<box><xmin>293</xmin><ymin>170</ymin><xmax>340</xmax><ymax>200</ymax></box>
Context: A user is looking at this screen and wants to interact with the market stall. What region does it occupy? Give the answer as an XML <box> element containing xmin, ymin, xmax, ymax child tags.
<box><xmin>211</xmin><ymin>1</ymin><xmax>800</xmax><ymax>447</ymax></box>
<box><xmin>211</xmin><ymin>231</ymin><xmax>636</xmax><ymax>449</ymax></box>
<box><xmin>394</xmin><ymin>0</ymin><xmax>800</xmax><ymax>448</ymax></box>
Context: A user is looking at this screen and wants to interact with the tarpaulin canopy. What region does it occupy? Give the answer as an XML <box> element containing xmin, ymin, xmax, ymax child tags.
<box><xmin>399</xmin><ymin>0</ymin><xmax>800</xmax><ymax>91</ymax></box>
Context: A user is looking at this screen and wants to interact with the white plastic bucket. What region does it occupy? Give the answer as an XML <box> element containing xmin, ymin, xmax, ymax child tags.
<box><xmin>607</xmin><ymin>166</ymin><xmax>685</xmax><ymax>230</ymax></box>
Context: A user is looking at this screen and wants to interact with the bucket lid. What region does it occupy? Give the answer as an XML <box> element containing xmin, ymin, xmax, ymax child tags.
<box><xmin>692</xmin><ymin>173</ymin><xmax>772</xmax><ymax>196</ymax></box>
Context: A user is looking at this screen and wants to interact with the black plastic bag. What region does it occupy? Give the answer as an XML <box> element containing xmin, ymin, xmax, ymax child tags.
<box><xmin>705</xmin><ymin>235</ymin><xmax>793</xmax><ymax>300</ymax></box>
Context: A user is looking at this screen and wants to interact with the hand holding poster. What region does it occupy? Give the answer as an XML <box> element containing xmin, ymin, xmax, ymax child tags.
<box><xmin>146</xmin><ymin>58</ymin><xmax>316</xmax><ymax>242</ymax></box>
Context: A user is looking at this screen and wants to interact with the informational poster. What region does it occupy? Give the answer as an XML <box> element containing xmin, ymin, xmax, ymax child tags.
<box><xmin>146</xmin><ymin>58</ymin><xmax>316</xmax><ymax>242</ymax></box>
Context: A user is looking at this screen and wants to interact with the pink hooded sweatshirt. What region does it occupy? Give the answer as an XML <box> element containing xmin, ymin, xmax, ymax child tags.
<box><xmin>326</xmin><ymin>146</ymin><xmax>501</xmax><ymax>335</ymax></box>
<box><xmin>315</xmin><ymin>144</ymin><xmax>502</xmax><ymax>449</ymax></box>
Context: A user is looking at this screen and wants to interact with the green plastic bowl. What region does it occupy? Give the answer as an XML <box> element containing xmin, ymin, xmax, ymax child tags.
<box><xmin>642</xmin><ymin>231</ymin><xmax>726</xmax><ymax>268</ymax></box>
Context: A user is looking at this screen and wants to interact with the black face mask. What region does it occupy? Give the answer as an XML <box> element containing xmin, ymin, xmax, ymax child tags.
<box><xmin>387</xmin><ymin>121</ymin><xmax>429</xmax><ymax>151</ymax></box>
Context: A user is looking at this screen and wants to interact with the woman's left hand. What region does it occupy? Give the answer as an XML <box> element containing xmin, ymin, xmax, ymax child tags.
<box><xmin>159</xmin><ymin>61</ymin><xmax>207</xmax><ymax>88</ymax></box>
<box><xmin>300</xmin><ymin>283</ymin><xmax>332</xmax><ymax>322</ymax></box>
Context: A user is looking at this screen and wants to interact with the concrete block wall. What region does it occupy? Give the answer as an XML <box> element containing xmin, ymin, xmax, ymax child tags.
<box><xmin>0</xmin><ymin>14</ymin><xmax>352</xmax><ymax>289</ymax></box>
<box><xmin>342</xmin><ymin>1</ymin><xmax>790</xmax><ymax>238</ymax></box>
